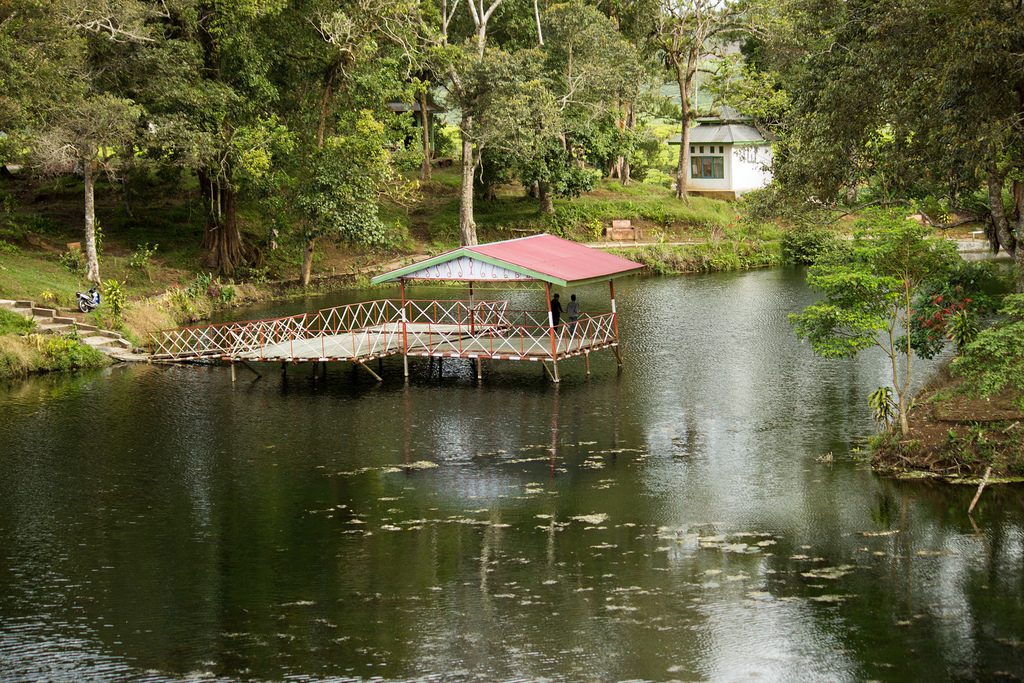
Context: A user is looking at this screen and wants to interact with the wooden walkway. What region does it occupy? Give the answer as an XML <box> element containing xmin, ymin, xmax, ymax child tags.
<box><xmin>148</xmin><ymin>299</ymin><xmax>620</xmax><ymax>381</ymax></box>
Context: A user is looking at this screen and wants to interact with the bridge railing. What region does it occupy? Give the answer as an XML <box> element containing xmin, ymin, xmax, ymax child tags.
<box><xmin>148</xmin><ymin>313</ymin><xmax>311</xmax><ymax>359</ymax></box>
<box><xmin>148</xmin><ymin>299</ymin><xmax>615</xmax><ymax>361</ymax></box>
<box><xmin>148</xmin><ymin>299</ymin><xmax>511</xmax><ymax>360</ymax></box>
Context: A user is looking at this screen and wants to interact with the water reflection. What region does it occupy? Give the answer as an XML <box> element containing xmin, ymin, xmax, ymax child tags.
<box><xmin>1</xmin><ymin>268</ymin><xmax>1022</xmax><ymax>682</ymax></box>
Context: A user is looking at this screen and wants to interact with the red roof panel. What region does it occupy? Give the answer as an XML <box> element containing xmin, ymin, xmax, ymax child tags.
<box><xmin>468</xmin><ymin>234</ymin><xmax>643</xmax><ymax>285</ymax></box>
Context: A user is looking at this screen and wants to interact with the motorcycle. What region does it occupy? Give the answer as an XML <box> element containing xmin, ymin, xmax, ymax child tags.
<box><xmin>77</xmin><ymin>286</ymin><xmax>101</xmax><ymax>313</ymax></box>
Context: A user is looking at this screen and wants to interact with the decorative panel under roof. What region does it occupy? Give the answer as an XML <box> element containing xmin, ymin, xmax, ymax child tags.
<box><xmin>371</xmin><ymin>234</ymin><xmax>644</xmax><ymax>287</ymax></box>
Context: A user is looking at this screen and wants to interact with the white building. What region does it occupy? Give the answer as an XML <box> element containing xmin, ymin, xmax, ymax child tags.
<box><xmin>668</xmin><ymin>108</ymin><xmax>773</xmax><ymax>200</ymax></box>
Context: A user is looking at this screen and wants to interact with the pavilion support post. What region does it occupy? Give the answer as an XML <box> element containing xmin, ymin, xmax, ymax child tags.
<box><xmin>476</xmin><ymin>358</ymin><xmax>482</xmax><ymax>379</ymax></box>
<box><xmin>401</xmin><ymin>279</ymin><xmax>409</xmax><ymax>377</ymax></box>
<box><xmin>545</xmin><ymin>282</ymin><xmax>560</xmax><ymax>383</ymax></box>
<box><xmin>230</xmin><ymin>360</ymin><xmax>236</xmax><ymax>382</ymax></box>
<box><xmin>610</xmin><ymin>280</ymin><xmax>622</xmax><ymax>367</ymax></box>
<box><xmin>585</xmin><ymin>351</ymin><xmax>590</xmax><ymax>375</ymax></box>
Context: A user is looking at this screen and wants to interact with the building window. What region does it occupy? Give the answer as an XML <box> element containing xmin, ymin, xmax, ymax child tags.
<box><xmin>691</xmin><ymin>156</ymin><xmax>724</xmax><ymax>179</ymax></box>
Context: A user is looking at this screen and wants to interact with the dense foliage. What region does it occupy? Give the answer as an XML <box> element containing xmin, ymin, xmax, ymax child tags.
<box><xmin>954</xmin><ymin>294</ymin><xmax>1024</xmax><ymax>410</ymax></box>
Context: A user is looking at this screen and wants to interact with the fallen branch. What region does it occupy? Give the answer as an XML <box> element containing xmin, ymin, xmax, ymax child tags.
<box><xmin>967</xmin><ymin>465</ymin><xmax>993</xmax><ymax>515</ymax></box>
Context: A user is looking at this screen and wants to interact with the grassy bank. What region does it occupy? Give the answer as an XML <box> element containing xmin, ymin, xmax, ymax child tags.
<box><xmin>0</xmin><ymin>307</ymin><xmax>110</xmax><ymax>379</ymax></box>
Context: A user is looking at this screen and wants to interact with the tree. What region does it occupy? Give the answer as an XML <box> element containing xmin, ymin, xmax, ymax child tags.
<box><xmin>790</xmin><ymin>212</ymin><xmax>959</xmax><ymax>435</ymax></box>
<box><xmin>540</xmin><ymin>1</ymin><xmax>646</xmax><ymax>193</ymax></box>
<box><xmin>292</xmin><ymin>111</ymin><xmax>413</xmax><ymax>286</ymax></box>
<box><xmin>7</xmin><ymin>0</ymin><xmax>151</xmax><ymax>283</ymax></box>
<box><xmin>126</xmin><ymin>0</ymin><xmax>290</xmax><ymax>275</ymax></box>
<box><xmin>444</xmin><ymin>0</ymin><xmax>503</xmax><ymax>246</ymax></box>
<box><xmin>33</xmin><ymin>94</ymin><xmax>143</xmax><ymax>284</ymax></box>
<box><xmin>953</xmin><ymin>294</ymin><xmax>1024</xmax><ymax>410</ymax></box>
<box><xmin>0</xmin><ymin>2</ymin><xmax>78</xmax><ymax>164</ymax></box>
<box><xmin>651</xmin><ymin>0</ymin><xmax>759</xmax><ymax>200</ymax></box>
<box><xmin>278</xmin><ymin>0</ymin><xmax>422</xmax><ymax>286</ymax></box>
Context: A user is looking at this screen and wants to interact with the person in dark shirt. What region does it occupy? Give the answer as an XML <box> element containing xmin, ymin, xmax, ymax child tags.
<box><xmin>550</xmin><ymin>293</ymin><xmax>562</xmax><ymax>328</ymax></box>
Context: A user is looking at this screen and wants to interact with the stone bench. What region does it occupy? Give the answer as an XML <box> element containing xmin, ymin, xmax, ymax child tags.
<box><xmin>605</xmin><ymin>220</ymin><xmax>640</xmax><ymax>241</ymax></box>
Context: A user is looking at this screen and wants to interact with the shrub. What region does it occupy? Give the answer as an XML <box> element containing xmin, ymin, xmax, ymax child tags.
<box><xmin>102</xmin><ymin>278</ymin><xmax>127</xmax><ymax>321</ymax></box>
<box><xmin>954</xmin><ymin>294</ymin><xmax>1024</xmax><ymax>409</ymax></box>
<box><xmin>60</xmin><ymin>249</ymin><xmax>88</xmax><ymax>279</ymax></box>
<box><xmin>127</xmin><ymin>243</ymin><xmax>158</xmax><ymax>281</ymax></box>
<box><xmin>35</xmin><ymin>334</ymin><xmax>106</xmax><ymax>372</ymax></box>
<box><xmin>187</xmin><ymin>272</ymin><xmax>215</xmax><ymax>299</ymax></box>
<box><xmin>25</xmin><ymin>215</ymin><xmax>65</xmax><ymax>235</ymax></box>
<box><xmin>643</xmin><ymin>168</ymin><xmax>676</xmax><ymax>190</ymax></box>
<box><xmin>781</xmin><ymin>223</ymin><xmax>842</xmax><ymax>264</ymax></box>
<box><xmin>0</xmin><ymin>308</ymin><xmax>34</xmax><ymax>335</ymax></box>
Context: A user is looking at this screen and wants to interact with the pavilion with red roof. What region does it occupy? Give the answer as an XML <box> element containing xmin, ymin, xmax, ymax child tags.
<box><xmin>371</xmin><ymin>234</ymin><xmax>643</xmax><ymax>381</ymax></box>
<box><xmin>149</xmin><ymin>235</ymin><xmax>643</xmax><ymax>383</ymax></box>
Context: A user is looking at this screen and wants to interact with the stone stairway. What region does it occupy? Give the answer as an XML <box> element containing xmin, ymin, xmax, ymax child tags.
<box><xmin>0</xmin><ymin>299</ymin><xmax>147</xmax><ymax>362</ymax></box>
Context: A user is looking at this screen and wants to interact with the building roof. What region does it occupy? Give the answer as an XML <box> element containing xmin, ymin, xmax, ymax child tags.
<box><xmin>370</xmin><ymin>234</ymin><xmax>644</xmax><ymax>287</ymax></box>
<box><xmin>667</xmin><ymin>105</ymin><xmax>774</xmax><ymax>146</ymax></box>
<box><xmin>667</xmin><ymin>123</ymin><xmax>767</xmax><ymax>146</ymax></box>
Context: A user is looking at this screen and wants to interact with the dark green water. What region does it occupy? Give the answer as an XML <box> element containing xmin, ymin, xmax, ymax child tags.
<box><xmin>1</xmin><ymin>268</ymin><xmax>1022</xmax><ymax>682</ymax></box>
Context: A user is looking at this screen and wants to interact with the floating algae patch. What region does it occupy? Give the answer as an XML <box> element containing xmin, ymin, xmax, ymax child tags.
<box><xmin>801</xmin><ymin>565</ymin><xmax>857</xmax><ymax>580</ymax></box>
<box><xmin>381</xmin><ymin>460</ymin><xmax>439</xmax><ymax>474</ymax></box>
<box><xmin>571</xmin><ymin>513</ymin><xmax>609</xmax><ymax>526</ymax></box>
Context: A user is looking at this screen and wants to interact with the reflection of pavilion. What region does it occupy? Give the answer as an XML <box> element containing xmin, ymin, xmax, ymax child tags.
<box><xmin>149</xmin><ymin>235</ymin><xmax>642</xmax><ymax>383</ymax></box>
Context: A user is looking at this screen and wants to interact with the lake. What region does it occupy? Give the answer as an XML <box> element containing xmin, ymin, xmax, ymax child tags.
<box><xmin>1</xmin><ymin>267</ymin><xmax>1021</xmax><ymax>682</ymax></box>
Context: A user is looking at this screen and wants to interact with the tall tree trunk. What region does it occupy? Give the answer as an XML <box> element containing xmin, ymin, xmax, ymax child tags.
<box><xmin>459</xmin><ymin>115</ymin><xmax>478</xmax><ymax>246</ymax></box>
<box><xmin>419</xmin><ymin>88</ymin><xmax>432</xmax><ymax>181</ymax></box>
<box><xmin>199</xmin><ymin>170</ymin><xmax>244</xmax><ymax>274</ymax></box>
<box><xmin>621</xmin><ymin>103</ymin><xmax>634</xmax><ymax>186</ymax></box>
<box><xmin>301</xmin><ymin>237</ymin><xmax>316</xmax><ymax>287</ymax></box>
<box><xmin>539</xmin><ymin>181</ymin><xmax>554</xmax><ymax>215</ymax></box>
<box><xmin>675</xmin><ymin>65</ymin><xmax>692</xmax><ymax>202</ymax></box>
<box><xmin>533</xmin><ymin>0</ymin><xmax>543</xmax><ymax>45</ymax></box>
<box><xmin>1014</xmin><ymin>178</ymin><xmax>1024</xmax><ymax>292</ymax></box>
<box><xmin>987</xmin><ymin>167</ymin><xmax>1020</xmax><ymax>259</ymax></box>
<box><xmin>83</xmin><ymin>160</ymin><xmax>100</xmax><ymax>284</ymax></box>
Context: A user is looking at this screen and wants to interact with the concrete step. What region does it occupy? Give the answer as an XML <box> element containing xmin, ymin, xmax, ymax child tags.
<box><xmin>36</xmin><ymin>324</ymin><xmax>76</xmax><ymax>335</ymax></box>
<box><xmin>82</xmin><ymin>335</ymin><xmax>120</xmax><ymax>348</ymax></box>
<box><xmin>31</xmin><ymin>307</ymin><xmax>57</xmax><ymax>318</ymax></box>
